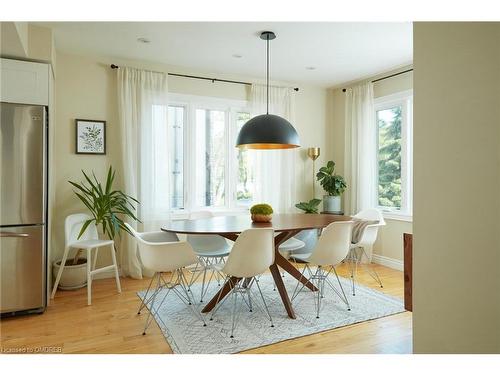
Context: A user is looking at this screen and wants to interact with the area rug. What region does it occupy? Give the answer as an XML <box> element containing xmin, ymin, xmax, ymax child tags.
<box><xmin>137</xmin><ymin>273</ymin><xmax>404</xmax><ymax>354</ymax></box>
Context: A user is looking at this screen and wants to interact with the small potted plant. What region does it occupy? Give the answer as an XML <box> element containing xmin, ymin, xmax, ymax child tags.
<box><xmin>316</xmin><ymin>160</ymin><xmax>347</xmax><ymax>213</ymax></box>
<box><xmin>53</xmin><ymin>166</ymin><xmax>139</xmax><ymax>290</ymax></box>
<box><xmin>295</xmin><ymin>198</ymin><xmax>322</xmax><ymax>214</ymax></box>
<box><xmin>250</xmin><ymin>203</ymin><xmax>273</xmax><ymax>222</ymax></box>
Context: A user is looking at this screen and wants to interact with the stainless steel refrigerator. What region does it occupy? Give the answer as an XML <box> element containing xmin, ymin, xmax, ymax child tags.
<box><xmin>1</xmin><ymin>102</ymin><xmax>47</xmax><ymax>315</ymax></box>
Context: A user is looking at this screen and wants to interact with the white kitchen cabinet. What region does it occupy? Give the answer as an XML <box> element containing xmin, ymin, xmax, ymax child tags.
<box><xmin>1</xmin><ymin>58</ymin><xmax>49</xmax><ymax>105</ymax></box>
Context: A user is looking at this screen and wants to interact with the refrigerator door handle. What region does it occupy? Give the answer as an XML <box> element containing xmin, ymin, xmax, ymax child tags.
<box><xmin>0</xmin><ymin>231</ymin><xmax>30</xmax><ymax>238</ymax></box>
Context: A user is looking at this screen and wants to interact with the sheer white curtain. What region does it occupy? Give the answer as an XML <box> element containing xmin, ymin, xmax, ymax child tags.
<box><xmin>117</xmin><ymin>67</ymin><xmax>171</xmax><ymax>279</ymax></box>
<box><xmin>250</xmin><ymin>84</ymin><xmax>297</xmax><ymax>213</ymax></box>
<box><xmin>344</xmin><ymin>82</ymin><xmax>376</xmax><ymax>215</ymax></box>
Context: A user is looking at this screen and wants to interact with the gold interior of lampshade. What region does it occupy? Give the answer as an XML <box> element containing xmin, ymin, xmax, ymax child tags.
<box><xmin>237</xmin><ymin>143</ymin><xmax>301</xmax><ymax>150</ymax></box>
<box><xmin>307</xmin><ymin>147</ymin><xmax>320</xmax><ymax>160</ymax></box>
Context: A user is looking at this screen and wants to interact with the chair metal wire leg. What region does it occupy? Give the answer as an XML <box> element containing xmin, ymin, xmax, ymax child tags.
<box><xmin>199</xmin><ymin>260</ymin><xmax>209</xmax><ymax>302</ymax></box>
<box><xmin>209</xmin><ymin>276</ymin><xmax>233</xmax><ymax>321</ymax></box>
<box><xmin>187</xmin><ymin>259</ymin><xmax>202</xmax><ymax>290</ymax></box>
<box><xmin>360</xmin><ymin>248</ymin><xmax>384</xmax><ymax>288</ymax></box>
<box><xmin>246</xmin><ymin>280</ymin><xmax>253</xmax><ymax>312</ymax></box>
<box><xmin>254</xmin><ymin>278</ymin><xmax>274</xmax><ymax>327</ymax></box>
<box><xmin>177</xmin><ymin>270</ymin><xmax>207</xmax><ymax>326</ymax></box>
<box><xmin>314</xmin><ymin>268</ymin><xmax>322</xmax><ymax>318</ymax></box>
<box><xmin>291</xmin><ymin>264</ymin><xmax>310</xmax><ymax>301</ymax></box>
<box><xmin>142</xmin><ymin>273</ymin><xmax>161</xmax><ymax>335</ymax></box>
<box><xmin>330</xmin><ymin>266</ymin><xmax>351</xmax><ymax>311</ymax></box>
<box><xmin>137</xmin><ymin>274</ymin><xmax>156</xmax><ymax>315</ymax></box>
<box><xmin>230</xmin><ymin>286</ymin><xmax>242</xmax><ymax>339</ymax></box>
<box><xmin>351</xmin><ymin>248</ymin><xmax>360</xmax><ymax>296</ymax></box>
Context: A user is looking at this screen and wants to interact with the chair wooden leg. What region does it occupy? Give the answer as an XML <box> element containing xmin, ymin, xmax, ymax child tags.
<box><xmin>92</xmin><ymin>248</ymin><xmax>99</xmax><ymax>271</ymax></box>
<box><xmin>87</xmin><ymin>248</ymin><xmax>92</xmax><ymax>305</ymax></box>
<box><xmin>110</xmin><ymin>243</ymin><xmax>122</xmax><ymax>293</ymax></box>
<box><xmin>51</xmin><ymin>246</ymin><xmax>70</xmax><ymax>299</ymax></box>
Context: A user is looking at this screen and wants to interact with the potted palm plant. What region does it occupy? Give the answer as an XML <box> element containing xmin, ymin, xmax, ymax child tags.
<box><xmin>316</xmin><ymin>160</ymin><xmax>347</xmax><ymax>213</ymax></box>
<box><xmin>53</xmin><ymin>166</ymin><xmax>139</xmax><ymax>290</ymax></box>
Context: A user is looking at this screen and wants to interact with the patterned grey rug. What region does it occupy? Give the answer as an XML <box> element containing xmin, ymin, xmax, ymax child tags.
<box><xmin>137</xmin><ymin>273</ymin><xmax>404</xmax><ymax>354</ymax></box>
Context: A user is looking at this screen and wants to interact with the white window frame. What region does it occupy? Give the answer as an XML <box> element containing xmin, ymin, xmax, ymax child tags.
<box><xmin>374</xmin><ymin>90</ymin><xmax>413</xmax><ymax>221</ymax></box>
<box><xmin>167</xmin><ymin>93</ymin><xmax>250</xmax><ymax>217</ymax></box>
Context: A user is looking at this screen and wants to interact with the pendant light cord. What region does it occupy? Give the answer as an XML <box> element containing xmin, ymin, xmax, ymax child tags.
<box><xmin>266</xmin><ymin>35</ymin><xmax>269</xmax><ymax>115</ymax></box>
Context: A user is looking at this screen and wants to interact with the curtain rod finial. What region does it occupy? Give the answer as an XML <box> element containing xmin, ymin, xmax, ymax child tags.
<box><xmin>111</xmin><ymin>64</ymin><xmax>119</xmax><ymax>69</ymax></box>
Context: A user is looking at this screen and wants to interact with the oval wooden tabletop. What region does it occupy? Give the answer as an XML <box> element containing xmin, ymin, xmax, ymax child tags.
<box><xmin>161</xmin><ymin>213</ymin><xmax>351</xmax><ymax>235</ymax></box>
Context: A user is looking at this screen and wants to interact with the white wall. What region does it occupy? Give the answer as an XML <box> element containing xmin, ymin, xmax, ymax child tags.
<box><xmin>329</xmin><ymin>69</ymin><xmax>413</xmax><ymax>262</ymax></box>
<box><xmin>52</xmin><ymin>51</ymin><xmax>330</xmax><ymax>268</ymax></box>
<box><xmin>413</xmin><ymin>22</ymin><xmax>500</xmax><ymax>353</ymax></box>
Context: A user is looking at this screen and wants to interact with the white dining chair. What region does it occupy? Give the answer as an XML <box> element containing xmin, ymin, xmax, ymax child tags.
<box><xmin>209</xmin><ymin>228</ymin><xmax>275</xmax><ymax>338</ymax></box>
<box><xmin>186</xmin><ymin>211</ymin><xmax>231</xmax><ymax>302</ymax></box>
<box><xmin>51</xmin><ymin>214</ymin><xmax>121</xmax><ymax>305</ymax></box>
<box><xmin>125</xmin><ymin>227</ymin><xmax>180</xmax><ymax>315</ymax></box>
<box><xmin>125</xmin><ymin>223</ymin><xmax>206</xmax><ymax>335</ymax></box>
<box><xmin>278</xmin><ymin>237</ymin><xmax>305</xmax><ymax>258</ymax></box>
<box><xmin>347</xmin><ymin>208</ymin><xmax>386</xmax><ymax>295</ymax></box>
<box><xmin>290</xmin><ymin>221</ymin><xmax>354</xmax><ymax>319</ymax></box>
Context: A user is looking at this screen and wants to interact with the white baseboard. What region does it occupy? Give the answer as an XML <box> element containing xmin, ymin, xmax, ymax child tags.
<box><xmin>371</xmin><ymin>254</ymin><xmax>404</xmax><ymax>271</ymax></box>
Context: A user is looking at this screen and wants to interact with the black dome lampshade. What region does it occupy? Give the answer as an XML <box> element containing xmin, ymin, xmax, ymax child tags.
<box><xmin>236</xmin><ymin>114</ymin><xmax>300</xmax><ymax>149</ymax></box>
<box><xmin>235</xmin><ymin>31</ymin><xmax>301</xmax><ymax>150</ymax></box>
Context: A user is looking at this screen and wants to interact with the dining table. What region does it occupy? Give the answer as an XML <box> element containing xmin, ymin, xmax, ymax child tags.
<box><xmin>161</xmin><ymin>213</ymin><xmax>351</xmax><ymax>319</ymax></box>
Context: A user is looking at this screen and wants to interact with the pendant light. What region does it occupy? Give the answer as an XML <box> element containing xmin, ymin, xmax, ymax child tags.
<box><xmin>236</xmin><ymin>31</ymin><xmax>301</xmax><ymax>149</ymax></box>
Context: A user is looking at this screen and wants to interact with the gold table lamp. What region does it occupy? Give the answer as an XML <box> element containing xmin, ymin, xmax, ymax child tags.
<box><xmin>307</xmin><ymin>147</ymin><xmax>320</xmax><ymax>198</ymax></box>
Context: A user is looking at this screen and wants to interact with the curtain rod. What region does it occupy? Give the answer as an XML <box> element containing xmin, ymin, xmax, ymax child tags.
<box><xmin>110</xmin><ymin>64</ymin><xmax>299</xmax><ymax>92</ymax></box>
<box><xmin>341</xmin><ymin>68</ymin><xmax>413</xmax><ymax>92</ymax></box>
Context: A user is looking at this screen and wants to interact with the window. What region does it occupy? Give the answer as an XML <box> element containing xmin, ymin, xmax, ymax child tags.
<box><xmin>374</xmin><ymin>91</ymin><xmax>413</xmax><ymax>219</ymax></box>
<box><xmin>235</xmin><ymin>112</ymin><xmax>255</xmax><ymax>207</ymax></box>
<box><xmin>166</xmin><ymin>94</ymin><xmax>251</xmax><ymax>213</ymax></box>
<box><xmin>195</xmin><ymin>109</ymin><xmax>226</xmax><ymax>207</ymax></box>
<box><xmin>168</xmin><ymin>105</ymin><xmax>185</xmax><ymax>209</ymax></box>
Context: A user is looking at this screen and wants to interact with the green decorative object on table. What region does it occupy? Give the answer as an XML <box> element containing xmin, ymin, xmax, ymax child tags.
<box><xmin>295</xmin><ymin>198</ymin><xmax>322</xmax><ymax>214</ymax></box>
<box><xmin>250</xmin><ymin>203</ymin><xmax>273</xmax><ymax>222</ymax></box>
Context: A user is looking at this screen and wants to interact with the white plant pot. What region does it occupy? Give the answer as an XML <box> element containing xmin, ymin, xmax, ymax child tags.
<box><xmin>52</xmin><ymin>258</ymin><xmax>87</xmax><ymax>290</ymax></box>
<box><xmin>323</xmin><ymin>195</ymin><xmax>342</xmax><ymax>213</ymax></box>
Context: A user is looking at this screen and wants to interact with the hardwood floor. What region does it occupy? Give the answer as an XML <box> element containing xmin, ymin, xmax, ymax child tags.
<box><xmin>0</xmin><ymin>263</ymin><xmax>412</xmax><ymax>354</ymax></box>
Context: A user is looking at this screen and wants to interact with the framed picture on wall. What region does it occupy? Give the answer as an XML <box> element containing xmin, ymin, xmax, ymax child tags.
<box><xmin>75</xmin><ymin>119</ymin><xmax>106</xmax><ymax>154</ymax></box>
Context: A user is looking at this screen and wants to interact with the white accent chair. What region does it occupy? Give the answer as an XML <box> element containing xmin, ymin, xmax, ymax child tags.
<box><xmin>51</xmin><ymin>213</ymin><xmax>121</xmax><ymax>305</ymax></box>
<box><xmin>186</xmin><ymin>211</ymin><xmax>231</xmax><ymax>302</ymax></box>
<box><xmin>347</xmin><ymin>208</ymin><xmax>386</xmax><ymax>295</ymax></box>
<box><xmin>126</xmin><ymin>227</ymin><xmax>180</xmax><ymax>315</ymax></box>
<box><xmin>209</xmin><ymin>228</ymin><xmax>275</xmax><ymax>338</ymax></box>
<box><xmin>291</xmin><ymin>221</ymin><xmax>354</xmax><ymax>319</ymax></box>
<box><xmin>125</xmin><ymin>223</ymin><xmax>206</xmax><ymax>335</ymax></box>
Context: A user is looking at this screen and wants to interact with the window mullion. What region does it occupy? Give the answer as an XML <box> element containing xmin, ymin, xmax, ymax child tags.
<box><xmin>400</xmin><ymin>101</ymin><xmax>408</xmax><ymax>214</ymax></box>
<box><xmin>186</xmin><ymin>103</ymin><xmax>195</xmax><ymax>212</ymax></box>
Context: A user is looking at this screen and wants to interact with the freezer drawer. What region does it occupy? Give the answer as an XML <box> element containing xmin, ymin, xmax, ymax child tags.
<box><xmin>0</xmin><ymin>225</ymin><xmax>45</xmax><ymax>314</ymax></box>
<box><xmin>0</xmin><ymin>103</ymin><xmax>46</xmax><ymax>226</ymax></box>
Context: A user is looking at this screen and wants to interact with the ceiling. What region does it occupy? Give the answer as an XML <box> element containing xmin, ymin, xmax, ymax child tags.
<box><xmin>39</xmin><ymin>22</ymin><xmax>413</xmax><ymax>88</ymax></box>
